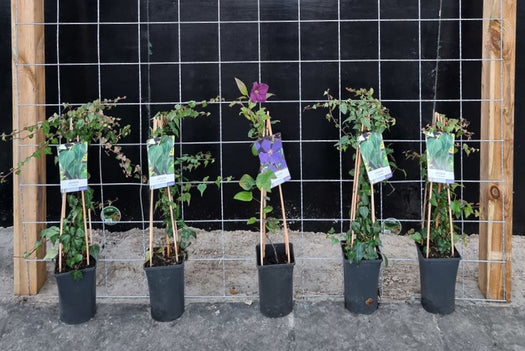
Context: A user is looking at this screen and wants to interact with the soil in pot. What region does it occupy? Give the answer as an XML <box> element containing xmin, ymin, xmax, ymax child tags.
<box><xmin>256</xmin><ymin>243</ymin><xmax>295</xmax><ymax>318</ymax></box>
<box><xmin>54</xmin><ymin>256</ymin><xmax>97</xmax><ymax>325</ymax></box>
<box><xmin>416</xmin><ymin>243</ymin><xmax>461</xmax><ymax>314</ymax></box>
<box><xmin>341</xmin><ymin>244</ymin><xmax>382</xmax><ymax>315</ymax></box>
<box><xmin>144</xmin><ymin>248</ymin><xmax>185</xmax><ymax>322</ymax></box>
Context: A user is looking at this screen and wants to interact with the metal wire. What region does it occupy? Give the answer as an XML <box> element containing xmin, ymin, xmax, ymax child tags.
<box><xmin>12</xmin><ymin>0</ymin><xmax>508</xmax><ymax>303</ymax></box>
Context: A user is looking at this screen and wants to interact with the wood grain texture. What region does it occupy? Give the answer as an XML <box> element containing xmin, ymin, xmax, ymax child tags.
<box><xmin>12</xmin><ymin>0</ymin><xmax>47</xmax><ymax>295</ymax></box>
<box><xmin>479</xmin><ymin>0</ymin><xmax>516</xmax><ymax>301</ymax></box>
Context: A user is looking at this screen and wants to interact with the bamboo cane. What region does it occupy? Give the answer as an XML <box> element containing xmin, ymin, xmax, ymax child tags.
<box><xmin>447</xmin><ymin>186</ymin><xmax>455</xmax><ymax>257</ymax></box>
<box><xmin>426</xmin><ymin>182</ymin><xmax>433</xmax><ymax>258</ymax></box>
<box><xmin>264</xmin><ymin>117</ymin><xmax>291</xmax><ymax>263</ymax></box>
<box><xmin>279</xmin><ymin>185</ymin><xmax>291</xmax><ymax>263</ymax></box>
<box><xmin>88</xmin><ymin>209</ymin><xmax>93</xmax><ymax>244</ymax></box>
<box><xmin>58</xmin><ymin>193</ymin><xmax>66</xmax><ymax>273</ymax></box>
<box><xmin>149</xmin><ymin>190</ymin><xmax>154</xmax><ymax>267</ymax></box>
<box><xmin>349</xmin><ymin>147</ymin><xmax>360</xmax><ymax>223</ymax></box>
<box><xmin>422</xmin><ymin>183</ymin><xmax>428</xmax><ymax>227</ymax></box>
<box><xmin>166</xmin><ymin>187</ymin><xmax>180</xmax><ymax>263</ymax></box>
<box><xmin>350</xmin><ymin>149</ymin><xmax>362</xmax><ymax>248</ymax></box>
<box><xmin>81</xmin><ymin>190</ymin><xmax>90</xmax><ymax>265</ymax></box>
<box><xmin>371</xmin><ymin>183</ymin><xmax>376</xmax><ymax>224</ymax></box>
<box><xmin>259</xmin><ymin>189</ymin><xmax>265</xmax><ymax>266</ymax></box>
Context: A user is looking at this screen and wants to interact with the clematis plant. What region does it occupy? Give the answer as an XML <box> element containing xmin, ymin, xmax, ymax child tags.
<box><xmin>229</xmin><ymin>78</ymin><xmax>283</xmax><ymax>238</ymax></box>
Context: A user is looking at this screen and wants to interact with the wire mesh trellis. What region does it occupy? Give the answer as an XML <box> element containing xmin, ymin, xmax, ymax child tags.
<box><xmin>11</xmin><ymin>0</ymin><xmax>512</xmax><ymax>303</ymax></box>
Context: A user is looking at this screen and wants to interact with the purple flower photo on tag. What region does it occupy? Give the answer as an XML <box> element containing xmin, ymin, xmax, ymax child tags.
<box><xmin>255</xmin><ymin>133</ymin><xmax>291</xmax><ymax>188</ymax></box>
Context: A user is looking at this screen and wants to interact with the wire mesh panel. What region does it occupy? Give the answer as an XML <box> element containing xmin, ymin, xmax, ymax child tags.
<box><xmin>11</xmin><ymin>0</ymin><xmax>513</xmax><ymax>302</ymax></box>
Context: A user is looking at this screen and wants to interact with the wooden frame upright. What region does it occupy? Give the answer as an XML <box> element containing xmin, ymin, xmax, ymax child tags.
<box><xmin>479</xmin><ymin>0</ymin><xmax>516</xmax><ymax>301</ymax></box>
<box><xmin>11</xmin><ymin>0</ymin><xmax>47</xmax><ymax>295</ymax></box>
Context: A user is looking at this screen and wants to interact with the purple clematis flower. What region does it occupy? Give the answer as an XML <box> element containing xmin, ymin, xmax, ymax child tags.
<box><xmin>250</xmin><ymin>82</ymin><xmax>269</xmax><ymax>103</ymax></box>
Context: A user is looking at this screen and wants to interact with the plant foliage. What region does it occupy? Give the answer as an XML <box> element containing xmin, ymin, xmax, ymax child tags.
<box><xmin>15</xmin><ymin>98</ymin><xmax>133</xmax><ymax>279</ymax></box>
<box><xmin>405</xmin><ymin>114</ymin><xmax>478</xmax><ymax>258</ymax></box>
<box><xmin>308</xmin><ymin>88</ymin><xmax>397</xmax><ymax>264</ymax></box>
<box><xmin>230</xmin><ymin>78</ymin><xmax>283</xmax><ymax>236</ymax></box>
<box><xmin>147</xmin><ymin>100</ymin><xmax>226</xmax><ymax>265</ymax></box>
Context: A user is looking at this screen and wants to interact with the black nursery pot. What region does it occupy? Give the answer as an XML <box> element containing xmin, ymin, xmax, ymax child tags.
<box><xmin>256</xmin><ymin>243</ymin><xmax>295</xmax><ymax>318</ymax></box>
<box><xmin>54</xmin><ymin>257</ymin><xmax>97</xmax><ymax>325</ymax></box>
<box><xmin>341</xmin><ymin>243</ymin><xmax>382</xmax><ymax>315</ymax></box>
<box><xmin>144</xmin><ymin>259</ymin><xmax>185</xmax><ymax>322</ymax></box>
<box><xmin>416</xmin><ymin>244</ymin><xmax>461</xmax><ymax>314</ymax></box>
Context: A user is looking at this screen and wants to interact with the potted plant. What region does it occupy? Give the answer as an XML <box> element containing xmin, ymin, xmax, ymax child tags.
<box><xmin>309</xmin><ymin>88</ymin><xmax>397</xmax><ymax>314</ymax></box>
<box><xmin>230</xmin><ymin>78</ymin><xmax>295</xmax><ymax>318</ymax></box>
<box><xmin>406</xmin><ymin>112</ymin><xmax>477</xmax><ymax>314</ymax></box>
<box><xmin>6</xmin><ymin>97</ymin><xmax>134</xmax><ymax>324</ymax></box>
<box><xmin>144</xmin><ymin>101</ymin><xmax>219</xmax><ymax>322</ymax></box>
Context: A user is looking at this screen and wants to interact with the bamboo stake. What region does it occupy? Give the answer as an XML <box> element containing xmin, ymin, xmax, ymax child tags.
<box><xmin>422</xmin><ymin>183</ymin><xmax>428</xmax><ymax>228</ymax></box>
<box><xmin>370</xmin><ymin>183</ymin><xmax>376</xmax><ymax>224</ymax></box>
<box><xmin>166</xmin><ymin>187</ymin><xmax>180</xmax><ymax>263</ymax></box>
<box><xmin>259</xmin><ymin>189</ymin><xmax>265</xmax><ymax>266</ymax></box>
<box><xmin>350</xmin><ymin>149</ymin><xmax>362</xmax><ymax>248</ymax></box>
<box><xmin>149</xmin><ymin>190</ymin><xmax>154</xmax><ymax>267</ymax></box>
<box><xmin>265</xmin><ymin>117</ymin><xmax>291</xmax><ymax>263</ymax></box>
<box><xmin>81</xmin><ymin>191</ymin><xmax>90</xmax><ymax>265</ymax></box>
<box><xmin>71</xmin><ymin>120</ymin><xmax>90</xmax><ymax>265</ymax></box>
<box><xmin>58</xmin><ymin>193</ymin><xmax>67</xmax><ymax>273</ymax></box>
<box><xmin>88</xmin><ymin>209</ymin><xmax>93</xmax><ymax>244</ymax></box>
<box><xmin>349</xmin><ymin>148</ymin><xmax>360</xmax><ymax>223</ymax></box>
<box><xmin>447</xmin><ymin>186</ymin><xmax>455</xmax><ymax>257</ymax></box>
<box><xmin>426</xmin><ymin>182</ymin><xmax>433</xmax><ymax>258</ymax></box>
<box><xmin>279</xmin><ymin>186</ymin><xmax>291</xmax><ymax>263</ymax></box>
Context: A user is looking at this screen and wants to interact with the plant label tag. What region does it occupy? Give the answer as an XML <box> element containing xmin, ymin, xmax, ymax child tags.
<box><xmin>101</xmin><ymin>206</ymin><xmax>121</xmax><ymax>225</ymax></box>
<box><xmin>255</xmin><ymin>133</ymin><xmax>291</xmax><ymax>188</ymax></box>
<box><xmin>425</xmin><ymin>132</ymin><xmax>454</xmax><ymax>184</ymax></box>
<box><xmin>358</xmin><ymin>132</ymin><xmax>392</xmax><ymax>184</ymax></box>
<box><xmin>58</xmin><ymin>142</ymin><xmax>88</xmax><ymax>193</ymax></box>
<box><xmin>147</xmin><ymin>135</ymin><xmax>176</xmax><ymax>190</ymax></box>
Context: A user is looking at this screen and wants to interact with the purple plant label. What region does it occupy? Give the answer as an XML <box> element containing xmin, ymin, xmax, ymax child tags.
<box><xmin>358</xmin><ymin>132</ymin><xmax>392</xmax><ymax>184</ymax></box>
<box><xmin>255</xmin><ymin>133</ymin><xmax>291</xmax><ymax>188</ymax></box>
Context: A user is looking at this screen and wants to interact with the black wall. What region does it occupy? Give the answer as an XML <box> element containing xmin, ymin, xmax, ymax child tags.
<box><xmin>0</xmin><ymin>1</ymin><xmax>13</xmax><ymax>225</ymax></box>
<box><xmin>0</xmin><ymin>1</ymin><xmax>523</xmax><ymax>234</ymax></box>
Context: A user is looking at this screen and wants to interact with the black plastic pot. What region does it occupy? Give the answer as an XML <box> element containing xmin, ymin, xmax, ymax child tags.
<box><xmin>341</xmin><ymin>243</ymin><xmax>382</xmax><ymax>314</ymax></box>
<box><xmin>54</xmin><ymin>257</ymin><xmax>97</xmax><ymax>324</ymax></box>
<box><xmin>144</xmin><ymin>259</ymin><xmax>185</xmax><ymax>322</ymax></box>
<box><xmin>416</xmin><ymin>244</ymin><xmax>461</xmax><ymax>314</ymax></box>
<box><xmin>256</xmin><ymin>243</ymin><xmax>295</xmax><ymax>318</ymax></box>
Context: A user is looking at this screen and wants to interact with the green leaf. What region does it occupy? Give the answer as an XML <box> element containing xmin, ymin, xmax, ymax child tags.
<box><xmin>90</xmin><ymin>244</ymin><xmax>100</xmax><ymax>260</ymax></box>
<box><xmin>256</xmin><ymin>170</ymin><xmax>275</xmax><ymax>191</ymax></box>
<box><xmin>234</xmin><ymin>191</ymin><xmax>253</xmax><ymax>202</ymax></box>
<box><xmin>234</xmin><ymin>77</ymin><xmax>249</xmax><ymax>96</ymax></box>
<box><xmin>263</xmin><ymin>205</ymin><xmax>273</xmax><ymax>214</ymax></box>
<box><xmin>43</xmin><ymin>247</ymin><xmax>57</xmax><ymax>260</ymax></box>
<box><xmin>247</xmin><ymin>217</ymin><xmax>257</xmax><ymax>225</ymax></box>
<box><xmin>464</xmin><ymin>203</ymin><xmax>473</xmax><ymax>218</ymax></box>
<box><xmin>359</xmin><ymin>206</ymin><xmax>369</xmax><ymax>218</ymax></box>
<box><xmin>340</xmin><ymin>103</ymin><xmax>347</xmax><ymax>115</ymax></box>
<box><xmin>197</xmin><ymin>183</ymin><xmax>207</xmax><ymax>197</ymax></box>
<box><xmin>239</xmin><ymin>174</ymin><xmax>256</xmax><ymax>191</ymax></box>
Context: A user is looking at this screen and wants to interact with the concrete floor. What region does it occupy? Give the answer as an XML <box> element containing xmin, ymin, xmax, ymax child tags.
<box><xmin>1</xmin><ymin>227</ymin><xmax>524</xmax><ymax>350</ymax></box>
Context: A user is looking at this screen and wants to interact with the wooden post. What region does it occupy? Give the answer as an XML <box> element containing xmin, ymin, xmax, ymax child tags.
<box><xmin>12</xmin><ymin>0</ymin><xmax>47</xmax><ymax>295</ymax></box>
<box><xmin>479</xmin><ymin>0</ymin><xmax>516</xmax><ymax>301</ymax></box>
